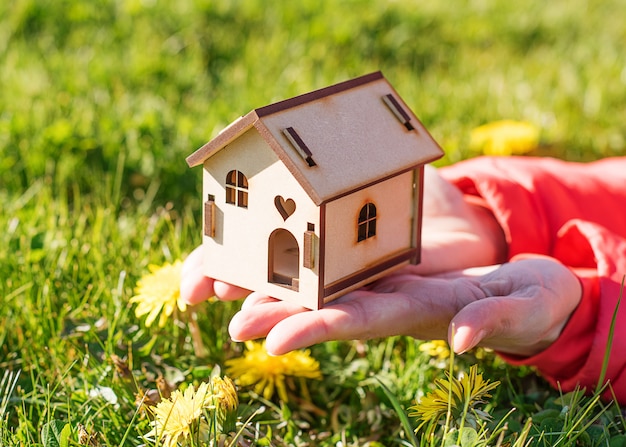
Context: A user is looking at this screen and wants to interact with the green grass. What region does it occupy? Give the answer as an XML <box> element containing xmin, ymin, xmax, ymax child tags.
<box><xmin>1</xmin><ymin>0</ymin><xmax>625</xmax><ymax>445</ymax></box>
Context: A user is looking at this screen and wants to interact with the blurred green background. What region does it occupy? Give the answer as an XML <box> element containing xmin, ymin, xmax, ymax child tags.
<box><xmin>2</xmin><ymin>0</ymin><xmax>625</xmax><ymax>209</ymax></box>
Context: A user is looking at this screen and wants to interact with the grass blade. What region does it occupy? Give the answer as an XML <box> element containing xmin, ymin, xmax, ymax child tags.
<box><xmin>376</xmin><ymin>377</ymin><xmax>420</xmax><ymax>447</ymax></box>
<box><xmin>595</xmin><ymin>275</ymin><xmax>624</xmax><ymax>394</ymax></box>
<box><xmin>0</xmin><ymin>370</ymin><xmax>20</xmax><ymax>418</ymax></box>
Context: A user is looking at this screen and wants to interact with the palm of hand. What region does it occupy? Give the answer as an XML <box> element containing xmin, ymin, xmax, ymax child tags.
<box><xmin>229</xmin><ymin>258</ymin><xmax>580</xmax><ymax>357</ymax></box>
<box><xmin>182</xmin><ymin>166</ymin><xmax>580</xmax><ymax>358</ymax></box>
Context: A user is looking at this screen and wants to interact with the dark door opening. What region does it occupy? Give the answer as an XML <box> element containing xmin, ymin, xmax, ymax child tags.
<box><xmin>268</xmin><ymin>229</ymin><xmax>299</xmax><ymax>290</ymax></box>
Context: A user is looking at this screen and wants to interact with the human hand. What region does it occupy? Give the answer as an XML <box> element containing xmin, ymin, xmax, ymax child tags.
<box><xmin>180</xmin><ymin>167</ymin><xmax>578</xmax><ymax>357</ymax></box>
<box><xmin>414</xmin><ymin>165</ymin><xmax>508</xmax><ymax>274</ymax></box>
<box><xmin>180</xmin><ymin>246</ymin><xmax>250</xmax><ymax>304</ymax></box>
<box><xmin>221</xmin><ymin>257</ymin><xmax>582</xmax><ymax>357</ymax></box>
<box><xmin>180</xmin><ymin>165</ymin><xmax>504</xmax><ymax>304</ymax></box>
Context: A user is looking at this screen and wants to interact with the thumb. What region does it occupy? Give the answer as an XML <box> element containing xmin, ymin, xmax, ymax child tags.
<box><xmin>448</xmin><ymin>295</ymin><xmax>541</xmax><ymax>356</ymax></box>
<box><xmin>447</xmin><ymin>259</ymin><xmax>581</xmax><ymax>357</ymax></box>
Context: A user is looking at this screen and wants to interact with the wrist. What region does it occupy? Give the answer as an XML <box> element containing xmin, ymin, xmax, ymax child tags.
<box><xmin>465</xmin><ymin>195</ymin><xmax>508</xmax><ymax>265</ymax></box>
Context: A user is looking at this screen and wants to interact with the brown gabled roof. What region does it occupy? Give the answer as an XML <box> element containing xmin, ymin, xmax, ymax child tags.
<box><xmin>186</xmin><ymin>72</ymin><xmax>443</xmax><ymax>205</ymax></box>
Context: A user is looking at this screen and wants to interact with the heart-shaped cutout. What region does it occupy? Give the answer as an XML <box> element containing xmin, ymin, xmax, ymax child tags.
<box><xmin>275</xmin><ymin>196</ymin><xmax>296</xmax><ymax>221</ymax></box>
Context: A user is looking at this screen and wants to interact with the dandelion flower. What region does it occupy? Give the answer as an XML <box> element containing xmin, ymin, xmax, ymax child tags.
<box><xmin>146</xmin><ymin>382</ymin><xmax>212</xmax><ymax>447</ymax></box>
<box><xmin>469</xmin><ymin>120</ymin><xmax>539</xmax><ymax>156</ymax></box>
<box><xmin>130</xmin><ymin>261</ymin><xmax>186</xmax><ymax>327</ymax></box>
<box><xmin>409</xmin><ymin>365</ymin><xmax>499</xmax><ymax>430</ymax></box>
<box><xmin>144</xmin><ymin>377</ymin><xmax>239</xmax><ymax>446</ymax></box>
<box><xmin>418</xmin><ymin>340</ymin><xmax>450</xmax><ymax>360</ymax></box>
<box><xmin>225</xmin><ymin>340</ymin><xmax>322</xmax><ymax>402</ymax></box>
<box><xmin>208</xmin><ymin>375</ymin><xmax>238</xmax><ymax>413</ymax></box>
<box><xmin>208</xmin><ymin>375</ymin><xmax>239</xmax><ymax>433</ymax></box>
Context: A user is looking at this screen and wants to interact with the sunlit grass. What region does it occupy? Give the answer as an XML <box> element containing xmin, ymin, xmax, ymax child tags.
<box><xmin>1</xmin><ymin>0</ymin><xmax>625</xmax><ymax>444</ymax></box>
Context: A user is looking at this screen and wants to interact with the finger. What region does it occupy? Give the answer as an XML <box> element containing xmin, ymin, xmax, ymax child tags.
<box><xmin>180</xmin><ymin>261</ymin><xmax>216</xmax><ymax>305</ymax></box>
<box><xmin>213</xmin><ymin>281</ymin><xmax>250</xmax><ymax>301</ymax></box>
<box><xmin>450</xmin><ymin>258</ymin><xmax>582</xmax><ymax>356</ymax></box>
<box><xmin>450</xmin><ymin>324</ymin><xmax>487</xmax><ymax>355</ymax></box>
<box><xmin>240</xmin><ymin>291</ymin><xmax>280</xmax><ymax>309</ymax></box>
<box><xmin>180</xmin><ymin>262</ymin><xmax>249</xmax><ymax>303</ymax></box>
<box><xmin>229</xmin><ymin>299</ymin><xmax>310</xmax><ymax>342</ymax></box>
<box><xmin>180</xmin><ymin>245</ymin><xmax>250</xmax><ymax>302</ymax></box>
<box><xmin>264</xmin><ymin>290</ymin><xmax>436</xmax><ymax>355</ymax></box>
<box><xmin>450</xmin><ymin>295</ymin><xmax>552</xmax><ymax>356</ymax></box>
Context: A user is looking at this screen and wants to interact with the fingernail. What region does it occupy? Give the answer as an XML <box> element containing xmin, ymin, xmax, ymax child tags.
<box><xmin>466</xmin><ymin>329</ymin><xmax>487</xmax><ymax>352</ymax></box>
<box><xmin>452</xmin><ymin>328</ymin><xmax>487</xmax><ymax>354</ymax></box>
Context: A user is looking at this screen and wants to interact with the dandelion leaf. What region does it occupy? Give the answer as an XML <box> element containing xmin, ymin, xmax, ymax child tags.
<box><xmin>41</xmin><ymin>420</ymin><xmax>71</xmax><ymax>447</ymax></box>
<box><xmin>442</xmin><ymin>427</ymin><xmax>478</xmax><ymax>447</ymax></box>
<box><xmin>609</xmin><ymin>435</ymin><xmax>626</xmax><ymax>447</ymax></box>
<box><xmin>459</xmin><ymin>427</ymin><xmax>478</xmax><ymax>447</ymax></box>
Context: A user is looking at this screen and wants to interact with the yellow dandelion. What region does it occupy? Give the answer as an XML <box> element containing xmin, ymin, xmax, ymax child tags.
<box><xmin>225</xmin><ymin>340</ymin><xmax>322</xmax><ymax>402</ymax></box>
<box><xmin>418</xmin><ymin>340</ymin><xmax>450</xmax><ymax>360</ymax></box>
<box><xmin>146</xmin><ymin>382</ymin><xmax>212</xmax><ymax>447</ymax></box>
<box><xmin>208</xmin><ymin>375</ymin><xmax>239</xmax><ymax>433</ymax></box>
<box><xmin>208</xmin><ymin>375</ymin><xmax>238</xmax><ymax>413</ymax></box>
<box><xmin>469</xmin><ymin>120</ymin><xmax>539</xmax><ymax>156</ymax></box>
<box><xmin>130</xmin><ymin>260</ymin><xmax>186</xmax><ymax>327</ymax></box>
<box><xmin>409</xmin><ymin>365</ymin><xmax>499</xmax><ymax>431</ymax></box>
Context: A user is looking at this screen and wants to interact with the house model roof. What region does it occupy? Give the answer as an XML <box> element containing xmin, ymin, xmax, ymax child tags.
<box><xmin>186</xmin><ymin>71</ymin><xmax>444</xmax><ymax>205</ymax></box>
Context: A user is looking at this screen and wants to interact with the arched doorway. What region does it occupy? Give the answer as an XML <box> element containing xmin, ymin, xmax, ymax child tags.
<box><xmin>268</xmin><ymin>229</ymin><xmax>299</xmax><ymax>290</ymax></box>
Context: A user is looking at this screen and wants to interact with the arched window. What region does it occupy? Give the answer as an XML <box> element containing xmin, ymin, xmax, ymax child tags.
<box><xmin>225</xmin><ymin>170</ymin><xmax>248</xmax><ymax>208</ymax></box>
<box><xmin>357</xmin><ymin>203</ymin><xmax>376</xmax><ymax>242</ymax></box>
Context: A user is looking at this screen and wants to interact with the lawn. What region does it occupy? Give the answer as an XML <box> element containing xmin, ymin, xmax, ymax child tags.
<box><xmin>1</xmin><ymin>0</ymin><xmax>625</xmax><ymax>445</ymax></box>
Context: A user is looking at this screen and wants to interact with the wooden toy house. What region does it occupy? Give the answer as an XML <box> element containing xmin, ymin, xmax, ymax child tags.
<box><xmin>186</xmin><ymin>72</ymin><xmax>444</xmax><ymax>310</ymax></box>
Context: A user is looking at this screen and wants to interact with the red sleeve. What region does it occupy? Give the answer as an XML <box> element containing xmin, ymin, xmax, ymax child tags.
<box><xmin>440</xmin><ymin>156</ymin><xmax>626</xmax><ymax>403</ymax></box>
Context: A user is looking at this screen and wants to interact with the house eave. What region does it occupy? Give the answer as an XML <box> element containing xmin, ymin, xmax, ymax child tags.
<box><xmin>186</xmin><ymin>111</ymin><xmax>259</xmax><ymax>168</ymax></box>
<box><xmin>186</xmin><ymin>71</ymin><xmax>444</xmax><ymax>206</ymax></box>
<box><xmin>319</xmin><ymin>156</ymin><xmax>440</xmax><ymax>205</ymax></box>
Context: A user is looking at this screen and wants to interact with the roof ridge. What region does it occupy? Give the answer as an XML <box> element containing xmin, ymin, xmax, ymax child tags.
<box><xmin>255</xmin><ymin>71</ymin><xmax>384</xmax><ymax>117</ymax></box>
